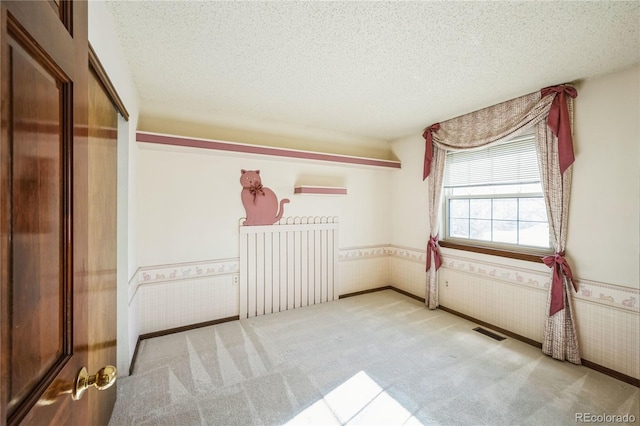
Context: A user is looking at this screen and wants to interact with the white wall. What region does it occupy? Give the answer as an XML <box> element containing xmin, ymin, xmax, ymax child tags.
<box><xmin>389</xmin><ymin>134</ymin><xmax>430</xmax><ymax>250</ymax></box>
<box><xmin>569</xmin><ymin>65</ymin><xmax>639</xmax><ymax>288</ymax></box>
<box><xmin>88</xmin><ymin>0</ymin><xmax>141</xmax><ymax>377</ymax></box>
<box><xmin>389</xmin><ymin>65</ymin><xmax>640</xmax><ymax>379</ymax></box>
<box><xmin>137</xmin><ymin>143</ymin><xmax>393</xmax><ymax>266</ymax></box>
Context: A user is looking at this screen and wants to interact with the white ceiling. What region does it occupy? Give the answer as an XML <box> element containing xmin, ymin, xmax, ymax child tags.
<box><xmin>105</xmin><ymin>1</ymin><xmax>640</xmax><ymax>144</ymax></box>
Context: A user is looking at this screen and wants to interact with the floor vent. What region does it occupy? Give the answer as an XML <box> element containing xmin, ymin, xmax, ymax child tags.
<box><xmin>473</xmin><ymin>327</ymin><xmax>506</xmax><ymax>341</ymax></box>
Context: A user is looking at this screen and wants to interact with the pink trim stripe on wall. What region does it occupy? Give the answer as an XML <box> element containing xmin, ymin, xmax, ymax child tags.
<box><xmin>136</xmin><ymin>132</ymin><xmax>401</xmax><ymax>169</ymax></box>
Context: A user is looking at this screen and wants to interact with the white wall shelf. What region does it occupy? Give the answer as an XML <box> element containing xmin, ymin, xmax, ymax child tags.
<box><xmin>293</xmin><ymin>186</ymin><xmax>347</xmax><ymax>196</ymax></box>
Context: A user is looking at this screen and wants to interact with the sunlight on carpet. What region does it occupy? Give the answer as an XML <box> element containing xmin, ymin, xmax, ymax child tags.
<box><xmin>285</xmin><ymin>371</ymin><xmax>420</xmax><ymax>425</ymax></box>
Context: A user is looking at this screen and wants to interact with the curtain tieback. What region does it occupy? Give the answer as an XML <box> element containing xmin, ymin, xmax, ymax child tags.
<box><xmin>542</xmin><ymin>252</ymin><xmax>577</xmax><ymax>316</ymax></box>
<box><xmin>541</xmin><ymin>85</ymin><xmax>578</xmax><ymax>175</ymax></box>
<box><xmin>426</xmin><ymin>235</ymin><xmax>442</xmax><ymax>272</ymax></box>
<box><xmin>422</xmin><ymin>123</ymin><xmax>440</xmax><ymax>181</ymax></box>
<box><xmin>249</xmin><ymin>183</ymin><xmax>265</xmax><ymax>203</ymax></box>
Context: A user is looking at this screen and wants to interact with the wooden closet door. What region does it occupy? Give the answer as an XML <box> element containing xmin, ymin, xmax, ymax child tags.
<box><xmin>86</xmin><ymin>65</ymin><xmax>118</xmax><ymax>426</ymax></box>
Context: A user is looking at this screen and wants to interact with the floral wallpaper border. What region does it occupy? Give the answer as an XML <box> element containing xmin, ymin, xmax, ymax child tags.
<box><xmin>129</xmin><ymin>245</ymin><xmax>638</xmax><ymax>314</ymax></box>
<box><xmin>441</xmin><ymin>252</ymin><xmax>550</xmax><ymax>291</ymax></box>
<box><xmin>438</xmin><ymin>252</ymin><xmax>639</xmax><ymax>314</ymax></box>
<box><xmin>339</xmin><ymin>245</ymin><xmax>393</xmax><ymax>261</ymax></box>
<box><xmin>341</xmin><ymin>244</ymin><xmax>639</xmax><ymax>314</ymax></box>
<box><xmin>129</xmin><ymin>258</ymin><xmax>240</xmax><ymax>304</ymax></box>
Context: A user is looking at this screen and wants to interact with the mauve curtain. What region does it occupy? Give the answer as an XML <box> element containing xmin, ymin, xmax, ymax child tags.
<box><xmin>422</xmin><ymin>86</ymin><xmax>580</xmax><ymax>363</ymax></box>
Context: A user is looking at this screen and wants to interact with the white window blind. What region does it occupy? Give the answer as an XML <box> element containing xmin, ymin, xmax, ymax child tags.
<box><xmin>444</xmin><ymin>135</ymin><xmax>540</xmax><ymax>188</ymax></box>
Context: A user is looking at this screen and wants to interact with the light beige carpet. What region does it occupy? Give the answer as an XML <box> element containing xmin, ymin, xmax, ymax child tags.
<box><xmin>109</xmin><ymin>290</ymin><xmax>639</xmax><ymax>425</ymax></box>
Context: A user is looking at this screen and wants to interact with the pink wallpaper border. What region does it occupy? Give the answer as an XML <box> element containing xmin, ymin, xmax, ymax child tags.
<box><xmin>130</xmin><ymin>246</ymin><xmax>638</xmax><ymax>314</ymax></box>
<box><xmin>342</xmin><ymin>244</ymin><xmax>639</xmax><ymax>314</ymax></box>
<box><xmin>340</xmin><ymin>245</ymin><xmax>392</xmax><ymax>261</ymax></box>
<box><xmin>438</xmin><ymin>253</ymin><xmax>638</xmax><ymax>313</ymax></box>
<box><xmin>129</xmin><ymin>258</ymin><xmax>240</xmax><ymax>304</ymax></box>
<box><xmin>137</xmin><ymin>131</ymin><xmax>401</xmax><ymax>169</ymax></box>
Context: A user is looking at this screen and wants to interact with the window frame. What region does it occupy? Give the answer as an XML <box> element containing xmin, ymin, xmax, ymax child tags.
<box><xmin>439</xmin><ymin>137</ymin><xmax>553</xmax><ymax>263</ymax></box>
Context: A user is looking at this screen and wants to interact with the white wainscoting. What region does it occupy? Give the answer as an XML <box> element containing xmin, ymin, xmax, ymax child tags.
<box><xmin>129</xmin><ymin>258</ymin><xmax>240</xmax><ymax>335</ymax></box>
<box><xmin>388</xmin><ymin>245</ymin><xmax>428</xmax><ymax>299</ymax></box>
<box><xmin>339</xmin><ymin>245</ymin><xmax>391</xmax><ymax>295</ymax></box>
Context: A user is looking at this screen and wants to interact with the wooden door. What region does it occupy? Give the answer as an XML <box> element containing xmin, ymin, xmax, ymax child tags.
<box><xmin>0</xmin><ymin>1</ymin><xmax>114</xmax><ymax>425</ymax></box>
<box><xmin>86</xmin><ymin>65</ymin><xmax>118</xmax><ymax>426</ymax></box>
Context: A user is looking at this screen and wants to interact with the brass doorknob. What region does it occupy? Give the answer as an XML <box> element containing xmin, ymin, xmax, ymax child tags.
<box><xmin>72</xmin><ymin>365</ymin><xmax>117</xmax><ymax>401</ymax></box>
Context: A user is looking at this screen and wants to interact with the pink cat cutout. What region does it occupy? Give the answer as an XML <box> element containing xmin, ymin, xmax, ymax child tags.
<box><xmin>240</xmin><ymin>169</ymin><xmax>290</xmax><ymax>226</ymax></box>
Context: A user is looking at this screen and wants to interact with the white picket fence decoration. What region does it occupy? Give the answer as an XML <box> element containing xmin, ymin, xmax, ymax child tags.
<box><xmin>239</xmin><ymin>216</ymin><xmax>339</xmax><ymax>318</ymax></box>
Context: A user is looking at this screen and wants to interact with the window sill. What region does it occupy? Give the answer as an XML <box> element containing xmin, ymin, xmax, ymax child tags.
<box><xmin>439</xmin><ymin>240</ymin><xmax>552</xmax><ymax>263</ymax></box>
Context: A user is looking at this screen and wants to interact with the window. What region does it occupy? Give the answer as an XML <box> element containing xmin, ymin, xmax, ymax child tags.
<box><xmin>442</xmin><ymin>134</ymin><xmax>551</xmax><ymax>252</ymax></box>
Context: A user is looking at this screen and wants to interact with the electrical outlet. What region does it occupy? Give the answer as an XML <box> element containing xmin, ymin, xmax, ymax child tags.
<box><xmin>233</xmin><ymin>275</ymin><xmax>239</xmax><ymax>284</ymax></box>
<box><xmin>445</xmin><ymin>280</ymin><xmax>449</xmax><ymax>287</ymax></box>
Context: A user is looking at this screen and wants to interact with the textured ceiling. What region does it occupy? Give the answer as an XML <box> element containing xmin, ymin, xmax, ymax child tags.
<box><xmin>105</xmin><ymin>1</ymin><xmax>640</xmax><ymax>144</ymax></box>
